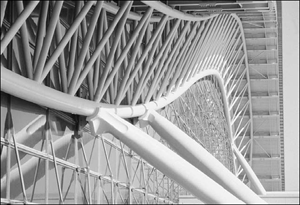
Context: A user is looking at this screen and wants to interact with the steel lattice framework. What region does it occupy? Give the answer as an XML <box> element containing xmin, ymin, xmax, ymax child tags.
<box><xmin>1</xmin><ymin>1</ymin><xmax>270</xmax><ymax>204</ymax></box>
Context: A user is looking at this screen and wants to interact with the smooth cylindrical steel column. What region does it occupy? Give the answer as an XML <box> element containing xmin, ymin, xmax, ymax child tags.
<box><xmin>87</xmin><ymin>108</ymin><xmax>244</xmax><ymax>204</ymax></box>
<box><xmin>139</xmin><ymin>109</ymin><xmax>267</xmax><ymax>204</ymax></box>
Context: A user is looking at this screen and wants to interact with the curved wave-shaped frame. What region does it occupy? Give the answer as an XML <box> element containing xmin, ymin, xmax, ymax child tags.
<box><xmin>1</xmin><ymin>1</ymin><xmax>265</xmax><ymax>202</ymax></box>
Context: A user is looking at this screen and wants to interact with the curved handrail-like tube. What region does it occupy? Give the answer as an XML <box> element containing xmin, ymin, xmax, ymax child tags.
<box><xmin>229</xmin><ymin>13</ymin><xmax>265</xmax><ymax>195</ymax></box>
<box><xmin>1</xmin><ymin>67</ymin><xmax>229</xmax><ymax>121</ymax></box>
<box><xmin>2</xmin><ymin>66</ymin><xmax>237</xmax><ymax>174</ymax></box>
<box><xmin>230</xmin><ymin>13</ymin><xmax>255</xmax><ymax>162</ymax></box>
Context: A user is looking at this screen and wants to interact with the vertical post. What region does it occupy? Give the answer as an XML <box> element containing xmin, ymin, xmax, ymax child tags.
<box><xmin>31</xmin><ymin>140</ymin><xmax>45</xmax><ymax>202</ymax></box>
<box><xmin>139</xmin><ymin>109</ymin><xmax>267</xmax><ymax>204</ymax></box>
<box><xmin>79</xmin><ymin>139</ymin><xmax>92</xmax><ymax>204</ymax></box>
<box><xmin>11</xmin><ymin>115</ymin><xmax>28</xmax><ymax>203</ymax></box>
<box><xmin>155</xmin><ymin>169</ymin><xmax>158</xmax><ymax>204</ymax></box>
<box><xmin>167</xmin><ymin>177</ymin><xmax>170</xmax><ymax>203</ymax></box>
<box><xmin>48</xmin><ymin>122</ymin><xmax>64</xmax><ymax>203</ymax></box>
<box><xmin>5</xmin><ymin>101</ymin><xmax>11</xmax><ymax>201</ymax></box>
<box><xmin>5</xmin><ymin>2</ymin><xmax>13</xmax><ymax>200</ymax></box>
<box><xmin>141</xmin><ymin>158</ymin><xmax>146</xmax><ymax>204</ymax></box>
<box><xmin>97</xmin><ymin>135</ymin><xmax>102</xmax><ymax>204</ymax></box>
<box><xmin>74</xmin><ymin>135</ymin><xmax>79</xmax><ymax>204</ymax></box>
<box><xmin>128</xmin><ymin>151</ymin><xmax>132</xmax><ymax>204</ymax></box>
<box><xmin>44</xmin><ymin>111</ymin><xmax>49</xmax><ymax>204</ymax></box>
<box><xmin>128</xmin><ymin>186</ymin><xmax>132</xmax><ymax>204</ymax></box>
<box><xmin>111</xmin><ymin>177</ymin><xmax>114</xmax><ymax>204</ymax></box>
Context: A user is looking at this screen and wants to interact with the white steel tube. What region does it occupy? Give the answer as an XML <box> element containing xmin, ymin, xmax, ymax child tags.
<box><xmin>233</xmin><ymin>145</ymin><xmax>267</xmax><ymax>195</ymax></box>
<box><xmin>0</xmin><ymin>1</ymin><xmax>39</xmax><ymax>54</ymax></box>
<box><xmin>1</xmin><ymin>115</ymin><xmax>46</xmax><ymax>178</ymax></box>
<box><xmin>1</xmin><ymin>133</ymin><xmax>70</xmax><ymax>198</ymax></box>
<box><xmin>139</xmin><ymin>109</ymin><xmax>267</xmax><ymax>204</ymax></box>
<box><xmin>141</xmin><ymin>1</ymin><xmax>217</xmax><ymax>21</ymax></box>
<box><xmin>87</xmin><ymin>108</ymin><xmax>244</xmax><ymax>204</ymax></box>
<box><xmin>1</xmin><ymin>66</ymin><xmax>228</xmax><ymax>119</ymax></box>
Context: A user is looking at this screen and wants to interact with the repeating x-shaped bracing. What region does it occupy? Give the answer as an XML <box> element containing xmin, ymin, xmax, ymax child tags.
<box><xmin>1</xmin><ymin>1</ymin><xmax>259</xmax><ymax>204</ymax></box>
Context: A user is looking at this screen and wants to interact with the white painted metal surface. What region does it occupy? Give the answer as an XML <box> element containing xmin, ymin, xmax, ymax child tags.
<box><xmin>0</xmin><ymin>1</ymin><xmax>281</xmax><ymax>203</ymax></box>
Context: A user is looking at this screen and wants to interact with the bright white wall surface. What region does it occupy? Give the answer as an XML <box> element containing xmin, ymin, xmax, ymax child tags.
<box><xmin>260</xmin><ymin>192</ymin><xmax>299</xmax><ymax>204</ymax></box>
<box><xmin>179</xmin><ymin>196</ymin><xmax>204</xmax><ymax>204</ymax></box>
<box><xmin>282</xmin><ymin>1</ymin><xmax>299</xmax><ymax>191</ymax></box>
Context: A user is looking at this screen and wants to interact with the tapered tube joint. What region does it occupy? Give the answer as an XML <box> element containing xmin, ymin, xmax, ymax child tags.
<box><xmin>87</xmin><ymin>108</ymin><xmax>244</xmax><ymax>204</ymax></box>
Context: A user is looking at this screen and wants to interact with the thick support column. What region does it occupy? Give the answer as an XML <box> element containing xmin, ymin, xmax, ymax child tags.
<box><xmin>139</xmin><ymin>109</ymin><xmax>267</xmax><ymax>204</ymax></box>
<box><xmin>233</xmin><ymin>145</ymin><xmax>267</xmax><ymax>195</ymax></box>
<box><xmin>87</xmin><ymin>108</ymin><xmax>244</xmax><ymax>204</ymax></box>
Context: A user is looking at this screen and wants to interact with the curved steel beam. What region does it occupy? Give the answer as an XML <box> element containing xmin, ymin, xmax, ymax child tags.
<box><xmin>231</xmin><ymin>13</ymin><xmax>255</xmax><ymax>170</ymax></box>
<box><xmin>1</xmin><ymin>66</ymin><xmax>239</xmax><ymax>183</ymax></box>
<box><xmin>139</xmin><ymin>109</ymin><xmax>267</xmax><ymax>204</ymax></box>
<box><xmin>1</xmin><ymin>67</ymin><xmax>229</xmax><ymax>121</ymax></box>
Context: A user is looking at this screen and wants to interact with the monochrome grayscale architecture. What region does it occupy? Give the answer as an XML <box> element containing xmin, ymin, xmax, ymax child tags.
<box><xmin>1</xmin><ymin>1</ymin><xmax>298</xmax><ymax>204</ymax></box>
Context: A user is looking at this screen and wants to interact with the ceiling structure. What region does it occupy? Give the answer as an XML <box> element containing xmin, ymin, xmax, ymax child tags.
<box><xmin>0</xmin><ymin>1</ymin><xmax>284</xmax><ymax>204</ymax></box>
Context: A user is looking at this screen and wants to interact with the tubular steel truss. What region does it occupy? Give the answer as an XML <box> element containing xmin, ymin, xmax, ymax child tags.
<box><xmin>1</xmin><ymin>1</ymin><xmax>266</xmax><ymax>204</ymax></box>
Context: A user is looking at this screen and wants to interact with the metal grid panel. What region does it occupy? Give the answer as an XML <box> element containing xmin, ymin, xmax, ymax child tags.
<box><xmin>1</xmin><ymin>97</ymin><xmax>180</xmax><ymax>204</ymax></box>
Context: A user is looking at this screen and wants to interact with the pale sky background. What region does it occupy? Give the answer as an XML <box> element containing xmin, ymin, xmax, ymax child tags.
<box><xmin>282</xmin><ymin>1</ymin><xmax>299</xmax><ymax>191</ymax></box>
